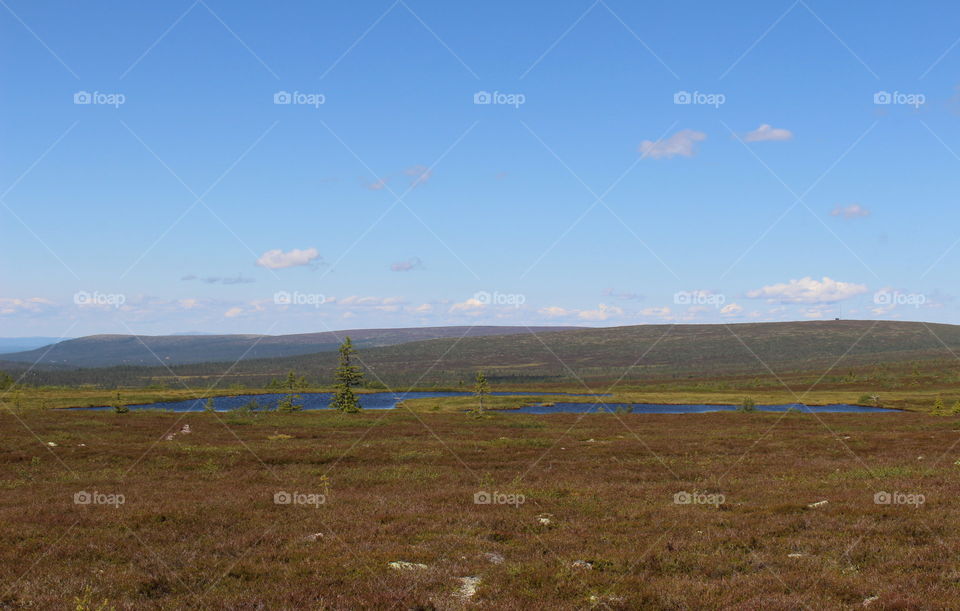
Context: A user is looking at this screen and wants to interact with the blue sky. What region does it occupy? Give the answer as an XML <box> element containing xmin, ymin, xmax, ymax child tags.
<box><xmin>2</xmin><ymin>0</ymin><xmax>960</xmax><ymax>336</ymax></box>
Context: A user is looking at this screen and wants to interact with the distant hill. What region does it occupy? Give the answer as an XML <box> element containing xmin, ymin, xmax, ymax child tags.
<box><xmin>151</xmin><ymin>319</ymin><xmax>960</xmax><ymax>386</ymax></box>
<box><xmin>0</xmin><ymin>326</ymin><xmax>579</xmax><ymax>368</ymax></box>
<box><xmin>0</xmin><ymin>337</ymin><xmax>72</xmax><ymax>353</ymax></box>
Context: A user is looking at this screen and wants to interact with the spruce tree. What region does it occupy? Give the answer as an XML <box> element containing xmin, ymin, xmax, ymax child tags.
<box><xmin>933</xmin><ymin>395</ymin><xmax>946</xmax><ymax>415</ymax></box>
<box><xmin>113</xmin><ymin>391</ymin><xmax>129</xmax><ymax>414</ymax></box>
<box><xmin>474</xmin><ymin>371</ymin><xmax>489</xmax><ymax>415</ymax></box>
<box><xmin>331</xmin><ymin>337</ymin><xmax>363</xmax><ymax>413</ymax></box>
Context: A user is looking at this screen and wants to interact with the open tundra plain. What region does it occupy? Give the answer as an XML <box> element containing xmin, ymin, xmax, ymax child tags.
<box><xmin>2</xmin><ymin>406</ymin><xmax>958</xmax><ymax>609</ymax></box>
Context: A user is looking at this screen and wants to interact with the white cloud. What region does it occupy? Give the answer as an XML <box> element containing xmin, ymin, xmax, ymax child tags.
<box><xmin>334</xmin><ymin>296</ymin><xmax>404</xmax><ymax>307</ymax></box>
<box><xmin>830</xmin><ymin>204</ymin><xmax>870</xmax><ymax>219</ymax></box>
<box><xmin>365</xmin><ymin>177</ymin><xmax>389</xmax><ymax>191</ymax></box>
<box><xmin>224</xmin><ymin>307</ymin><xmax>244</xmax><ymax>318</ymax></box>
<box><xmin>602</xmin><ymin>288</ymin><xmax>642</xmax><ymax>301</ymax></box>
<box><xmin>256</xmin><ymin>247</ymin><xmax>321</xmax><ymax>270</ymax></box>
<box><xmin>390</xmin><ymin>257</ymin><xmax>423</xmax><ymax>272</ymax></box>
<box><xmin>0</xmin><ymin>297</ymin><xmax>55</xmax><ymax>315</ymax></box>
<box><xmin>720</xmin><ymin>303</ymin><xmax>744</xmax><ymax>316</ymax></box>
<box><xmin>641</xmin><ymin>306</ymin><xmax>672</xmax><ymax>318</ymax></box>
<box><xmin>639</xmin><ymin>129</ymin><xmax>706</xmax><ymax>159</ymax></box>
<box><xmin>577</xmin><ymin>303</ymin><xmax>623</xmax><ymax>321</ymax></box>
<box><xmin>802</xmin><ymin>305</ymin><xmax>833</xmax><ymax>319</ymax></box>
<box><xmin>744</xmin><ymin>124</ymin><xmax>793</xmax><ymax>142</ymax></box>
<box><xmin>537</xmin><ymin>304</ymin><xmax>623</xmax><ymax>321</ymax></box>
<box><xmin>449</xmin><ymin>298</ymin><xmax>486</xmax><ymax>313</ymax></box>
<box><xmin>747</xmin><ymin>276</ymin><xmax>868</xmax><ymax>304</ymax></box>
<box><xmin>405</xmin><ymin>165</ymin><xmax>433</xmax><ymax>188</ymax></box>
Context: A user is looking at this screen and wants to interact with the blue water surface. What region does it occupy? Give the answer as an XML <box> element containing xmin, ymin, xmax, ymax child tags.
<box><xmin>85</xmin><ymin>391</ymin><xmax>606</xmax><ymax>412</ymax></box>
<box><xmin>516</xmin><ymin>402</ymin><xmax>895</xmax><ymax>414</ymax></box>
<box><xmin>82</xmin><ymin>391</ymin><xmax>895</xmax><ymax>414</ymax></box>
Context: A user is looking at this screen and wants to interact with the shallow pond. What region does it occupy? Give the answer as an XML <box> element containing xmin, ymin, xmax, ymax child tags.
<box><xmin>514</xmin><ymin>402</ymin><xmax>895</xmax><ymax>414</ymax></box>
<box><xmin>83</xmin><ymin>391</ymin><xmax>895</xmax><ymax>414</ymax></box>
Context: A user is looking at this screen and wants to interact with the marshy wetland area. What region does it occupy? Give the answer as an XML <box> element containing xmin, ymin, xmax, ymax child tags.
<box><xmin>2</xmin><ymin>366</ymin><xmax>960</xmax><ymax>608</ymax></box>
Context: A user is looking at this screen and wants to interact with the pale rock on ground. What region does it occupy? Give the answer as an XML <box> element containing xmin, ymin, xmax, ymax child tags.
<box><xmin>456</xmin><ymin>576</ymin><xmax>480</xmax><ymax>599</ymax></box>
<box><xmin>388</xmin><ymin>561</ymin><xmax>428</xmax><ymax>571</ymax></box>
<box><xmin>482</xmin><ymin>552</ymin><xmax>504</xmax><ymax>565</ymax></box>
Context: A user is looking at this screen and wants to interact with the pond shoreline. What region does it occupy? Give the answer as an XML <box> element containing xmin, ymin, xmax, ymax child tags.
<box><xmin>64</xmin><ymin>390</ymin><xmax>901</xmax><ymax>414</ymax></box>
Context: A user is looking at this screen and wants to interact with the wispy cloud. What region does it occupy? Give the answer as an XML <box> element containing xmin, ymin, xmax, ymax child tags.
<box><xmin>747</xmin><ymin>276</ymin><xmax>868</xmax><ymax>304</ymax></box>
<box><xmin>539</xmin><ymin>303</ymin><xmax>624</xmax><ymax>321</ymax></box>
<box><xmin>390</xmin><ymin>257</ymin><xmax>423</xmax><ymax>272</ymax></box>
<box><xmin>720</xmin><ymin>303</ymin><xmax>744</xmax><ymax>316</ymax></box>
<box><xmin>640</xmin><ymin>306</ymin><xmax>672</xmax><ymax>318</ymax></box>
<box><xmin>255</xmin><ymin>248</ymin><xmax>321</xmax><ymax>270</ymax></box>
<box><xmin>602</xmin><ymin>288</ymin><xmax>643</xmax><ymax>301</ymax></box>
<box><xmin>830</xmin><ymin>204</ymin><xmax>870</xmax><ymax>219</ymax></box>
<box><xmin>183</xmin><ymin>274</ymin><xmax>256</xmax><ymax>284</ymax></box>
<box><xmin>639</xmin><ymin>129</ymin><xmax>706</xmax><ymax>159</ymax></box>
<box><xmin>744</xmin><ymin>124</ymin><xmax>793</xmax><ymax>142</ymax></box>
<box><xmin>404</xmin><ymin>165</ymin><xmax>433</xmax><ymax>188</ymax></box>
<box><xmin>364</xmin><ymin>177</ymin><xmax>389</xmax><ymax>191</ymax></box>
<box><xmin>0</xmin><ymin>297</ymin><xmax>56</xmax><ymax>316</ymax></box>
<box><xmin>577</xmin><ymin>303</ymin><xmax>623</xmax><ymax>321</ymax></box>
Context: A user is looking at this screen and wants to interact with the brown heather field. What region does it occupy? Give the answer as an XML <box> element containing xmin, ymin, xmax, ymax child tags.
<box><xmin>2</xmin><ymin>406</ymin><xmax>960</xmax><ymax>609</ymax></box>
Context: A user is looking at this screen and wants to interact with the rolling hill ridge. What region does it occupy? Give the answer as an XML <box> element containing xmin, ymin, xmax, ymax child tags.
<box><xmin>0</xmin><ymin>326</ymin><xmax>579</xmax><ymax>368</ymax></box>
